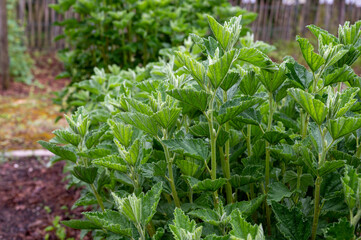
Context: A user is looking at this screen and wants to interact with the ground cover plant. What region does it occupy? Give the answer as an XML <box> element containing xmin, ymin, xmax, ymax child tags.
<box><xmin>50</xmin><ymin>0</ymin><xmax>257</xmax><ymax>112</ymax></box>
<box><xmin>40</xmin><ymin>15</ymin><xmax>361</xmax><ymax>239</ymax></box>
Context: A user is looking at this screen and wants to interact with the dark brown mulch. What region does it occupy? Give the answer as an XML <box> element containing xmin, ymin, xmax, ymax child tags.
<box><xmin>0</xmin><ymin>157</ymin><xmax>90</xmax><ymax>240</ymax></box>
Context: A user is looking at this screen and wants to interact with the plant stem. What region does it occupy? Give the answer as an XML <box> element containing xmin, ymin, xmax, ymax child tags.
<box><xmin>222</xmin><ymin>90</ymin><xmax>233</xmax><ymax>204</ymax></box>
<box><xmin>351</xmin><ymin>209</ymin><xmax>361</xmax><ymax>226</ymax></box>
<box><xmin>164</xmin><ymin>145</ymin><xmax>181</xmax><ymax>208</ymax></box>
<box><xmin>90</xmin><ymin>183</ymin><xmax>105</xmax><ymax>211</ymax></box>
<box><xmin>246</xmin><ymin>124</ymin><xmax>255</xmax><ymax>200</ymax></box>
<box><xmin>207</xmin><ymin>94</ymin><xmax>219</xmax><ymax>207</ymax></box>
<box><xmin>311</xmin><ymin>176</ymin><xmax>322</xmax><ymax>240</ymax></box>
<box><xmin>219</xmin><ymin>147</ymin><xmax>232</xmax><ymax>204</ymax></box>
<box><xmin>295</xmin><ymin>166</ymin><xmax>302</xmax><ymax>204</ymax></box>
<box><xmin>264</xmin><ymin>91</ymin><xmax>274</xmax><ymax>235</ymax></box>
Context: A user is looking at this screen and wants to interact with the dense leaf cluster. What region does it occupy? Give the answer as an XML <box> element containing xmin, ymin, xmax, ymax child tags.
<box><xmin>41</xmin><ymin>15</ymin><xmax>361</xmax><ymax>239</ymax></box>
<box><xmin>51</xmin><ymin>0</ymin><xmax>257</xmax><ymax>113</ymax></box>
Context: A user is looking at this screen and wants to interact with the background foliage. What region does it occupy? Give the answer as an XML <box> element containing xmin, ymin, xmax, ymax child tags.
<box><xmin>50</xmin><ymin>0</ymin><xmax>257</xmax><ymax>112</ymax></box>
<box><xmin>7</xmin><ymin>0</ymin><xmax>33</xmax><ymax>84</ymax></box>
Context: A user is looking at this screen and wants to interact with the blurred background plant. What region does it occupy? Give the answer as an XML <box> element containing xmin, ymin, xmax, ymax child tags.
<box><xmin>6</xmin><ymin>0</ymin><xmax>33</xmax><ymax>84</ymax></box>
<box><xmin>49</xmin><ymin>0</ymin><xmax>257</xmax><ymax>113</ymax></box>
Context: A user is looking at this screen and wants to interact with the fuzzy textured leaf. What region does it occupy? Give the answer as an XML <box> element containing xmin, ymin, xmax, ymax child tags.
<box><xmin>288</xmin><ymin>88</ymin><xmax>328</xmax><ymax>125</ymax></box>
<box><xmin>162</xmin><ymin>139</ymin><xmax>209</xmax><ymax>160</ymax></box>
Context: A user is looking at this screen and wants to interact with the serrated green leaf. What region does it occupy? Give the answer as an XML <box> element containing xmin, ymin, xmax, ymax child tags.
<box><xmin>184</xmin><ymin>176</ymin><xmax>227</xmax><ymax>192</ymax></box>
<box><xmin>136</xmin><ymin>80</ymin><xmax>160</xmax><ymax>93</ymax></box>
<box><xmin>72</xmin><ymin>192</ymin><xmax>98</xmax><ymax>209</ymax></box>
<box><xmin>189</xmin><ymin>122</ymin><xmax>210</xmax><ymax>137</ymax></box>
<box><xmin>288</xmin><ymin>88</ymin><xmax>328</xmax><ymax>125</ymax></box>
<box><xmin>53</xmin><ymin>129</ymin><xmax>81</xmax><ymax>147</ymax></box>
<box><xmin>263</xmin><ymin>130</ymin><xmax>293</xmax><ymax>145</ymax></box>
<box><xmin>239</xmin><ymin>70</ymin><xmax>261</xmax><ymax>95</ymax></box>
<box><xmin>83</xmin><ymin>210</ymin><xmax>133</xmax><ymax>236</ymax></box>
<box><xmin>152</xmin><ymin>108</ymin><xmax>181</xmax><ymax>130</ymax></box>
<box><xmin>269</xmin><ymin>144</ymin><xmax>296</xmax><ymax>163</ymax></box>
<box><xmin>188</xmin><ymin>209</ymin><xmax>221</xmax><ymax>226</ymax></box>
<box><xmin>229</xmin><ymin>209</ymin><xmax>265</xmax><ymax>240</ymax></box>
<box><xmin>233</xmin><ymin>108</ymin><xmax>262</xmax><ymax>126</ymax></box>
<box><xmin>325</xmin><ymin>218</ymin><xmax>354</xmax><ymax>240</ymax></box>
<box><xmin>318</xmin><ymin>160</ymin><xmax>345</xmax><ymax>177</ymax></box>
<box><xmin>162</xmin><ymin>139</ymin><xmax>209</xmax><ymax>161</ymax></box>
<box><xmin>322</xmin><ymin>44</ymin><xmax>349</xmax><ymax>68</ymax></box>
<box><xmin>271</xmin><ymin>201</ymin><xmax>312</xmax><ymax>240</ymax></box>
<box><xmin>225</xmin><ymin>195</ymin><xmax>266</xmax><ymax>218</ymax></box>
<box><xmin>327</xmin><ymin>117</ymin><xmax>361</xmax><ymax>139</ymax></box>
<box><xmin>230</xmin><ymin>165</ymin><xmax>263</xmax><ymax>188</ymax></box>
<box><xmin>177</xmin><ymin>159</ymin><xmax>201</xmax><ymax>177</ymax></box>
<box><xmin>285</xmin><ymin>61</ymin><xmax>313</xmax><ymax>90</ymax></box>
<box><xmin>108</xmin><ymin>119</ymin><xmax>133</xmax><ymax>148</ymax></box>
<box><xmin>85</xmin><ymin>126</ymin><xmax>108</xmax><ymax>149</ymax></box>
<box><xmin>117</xmin><ymin>112</ymin><xmax>158</xmax><ymax>136</ymax></box>
<box><xmin>92</xmin><ymin>155</ymin><xmax>127</xmax><ymax>172</ymax></box>
<box><xmin>125</xmin><ymin>97</ymin><xmax>154</xmax><ymax>116</ymax></box>
<box><xmin>38</xmin><ymin>141</ymin><xmax>77</xmax><ymax>163</ymax></box>
<box><xmin>330</xmin><ymin>87</ymin><xmax>359</xmax><ymax>118</ymax></box>
<box><xmin>176</xmin><ymin>52</ymin><xmax>205</xmax><ymax>87</ymax></box>
<box><xmin>267</xmin><ymin>182</ymin><xmax>293</xmax><ymax>204</ymax></box>
<box><xmin>296</xmin><ymin>36</ymin><xmax>325</xmax><ymax>72</ymax></box>
<box><xmin>170</xmin><ymin>208</ymin><xmax>203</xmax><ymax>240</ymax></box>
<box><xmin>71</xmin><ymin>166</ymin><xmax>98</xmax><ymax>184</ymax></box>
<box><xmin>284</xmin><ymin>171</ymin><xmax>313</xmax><ymax>193</ymax></box>
<box><xmin>257</xmin><ymin>62</ymin><xmax>287</xmax><ymax>92</ymax></box>
<box><xmin>221</xmin><ymin>72</ymin><xmax>241</xmax><ymax>91</ymax></box>
<box><xmin>238</xmin><ymin>47</ymin><xmax>277</xmax><ymax>70</ymax></box>
<box><xmin>142</xmin><ymin>182</ymin><xmax>163</xmax><ymax>225</ymax></box>
<box><xmin>217</xmin><ymin>97</ymin><xmax>264</xmax><ymax>125</ymax></box>
<box><xmin>78</xmin><ymin>148</ymin><xmax>111</xmax><ymax>159</ymax></box>
<box><xmin>61</xmin><ymin>219</ymin><xmax>99</xmax><ymax>230</ymax></box>
<box><xmin>207</xmin><ymin>15</ymin><xmax>233</xmax><ymax>50</ymax></box>
<box><xmin>166</xmin><ymin>88</ymin><xmax>210</xmax><ymax>112</ymax></box>
<box><xmin>324</xmin><ymin>65</ymin><xmax>354</xmax><ymax>86</ymax></box>
<box><xmin>307</xmin><ymin>25</ymin><xmax>338</xmax><ymax>46</ymax></box>
<box><xmin>207</xmin><ymin>50</ymin><xmax>239</xmax><ymax>89</ymax></box>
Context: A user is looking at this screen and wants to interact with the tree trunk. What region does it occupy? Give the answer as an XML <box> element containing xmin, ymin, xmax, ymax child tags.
<box><xmin>0</xmin><ymin>0</ymin><xmax>10</xmax><ymax>90</ymax></box>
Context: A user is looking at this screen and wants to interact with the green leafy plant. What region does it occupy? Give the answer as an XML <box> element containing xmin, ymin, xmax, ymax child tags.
<box><xmin>41</xmin><ymin>15</ymin><xmax>361</xmax><ymax>239</ymax></box>
<box><xmin>44</xmin><ymin>216</ymin><xmax>75</xmax><ymax>240</ymax></box>
<box><xmin>51</xmin><ymin>0</ymin><xmax>257</xmax><ymax>113</ymax></box>
<box><xmin>7</xmin><ymin>0</ymin><xmax>33</xmax><ymax>83</ymax></box>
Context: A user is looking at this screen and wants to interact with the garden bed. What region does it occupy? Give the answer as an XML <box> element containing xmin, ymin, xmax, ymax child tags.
<box><xmin>0</xmin><ymin>156</ymin><xmax>89</xmax><ymax>240</ymax></box>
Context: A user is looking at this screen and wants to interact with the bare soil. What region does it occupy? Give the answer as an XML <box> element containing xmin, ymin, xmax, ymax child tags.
<box><xmin>0</xmin><ymin>157</ymin><xmax>89</xmax><ymax>240</ymax></box>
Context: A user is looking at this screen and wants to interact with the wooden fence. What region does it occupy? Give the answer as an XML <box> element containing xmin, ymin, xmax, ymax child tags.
<box><xmin>15</xmin><ymin>0</ymin><xmax>361</xmax><ymax>50</ymax></box>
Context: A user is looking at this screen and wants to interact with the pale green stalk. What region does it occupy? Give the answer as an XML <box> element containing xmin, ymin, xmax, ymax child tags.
<box><xmin>265</xmin><ymin>91</ymin><xmax>274</xmax><ymax>235</ymax></box>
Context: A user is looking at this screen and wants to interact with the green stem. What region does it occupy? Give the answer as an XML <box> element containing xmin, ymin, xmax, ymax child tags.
<box><xmin>207</xmin><ymin>95</ymin><xmax>219</xmax><ymax>207</ymax></box>
<box><xmin>311</xmin><ymin>176</ymin><xmax>322</xmax><ymax>240</ymax></box>
<box><xmin>351</xmin><ymin>209</ymin><xmax>361</xmax><ymax>226</ymax></box>
<box><xmin>222</xmin><ymin>90</ymin><xmax>233</xmax><ymax>204</ymax></box>
<box><xmin>265</xmin><ymin>91</ymin><xmax>274</xmax><ymax>236</ymax></box>
<box><xmin>90</xmin><ymin>184</ymin><xmax>105</xmax><ymax>212</ymax></box>
<box><xmin>300</xmin><ymin>110</ymin><xmax>309</xmax><ymax>139</ymax></box>
<box><xmin>356</xmin><ymin>137</ymin><xmax>361</xmax><ymax>158</ymax></box>
<box><xmin>164</xmin><ymin>146</ymin><xmax>181</xmax><ymax>208</ymax></box>
<box><xmin>294</xmin><ymin>166</ymin><xmax>302</xmax><ymax>204</ymax></box>
<box><xmin>219</xmin><ymin>147</ymin><xmax>232</xmax><ymax>204</ymax></box>
<box><xmin>136</xmin><ymin>223</ymin><xmax>146</xmax><ymax>240</ymax></box>
<box><xmin>246</xmin><ymin>124</ymin><xmax>255</xmax><ymax>200</ymax></box>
